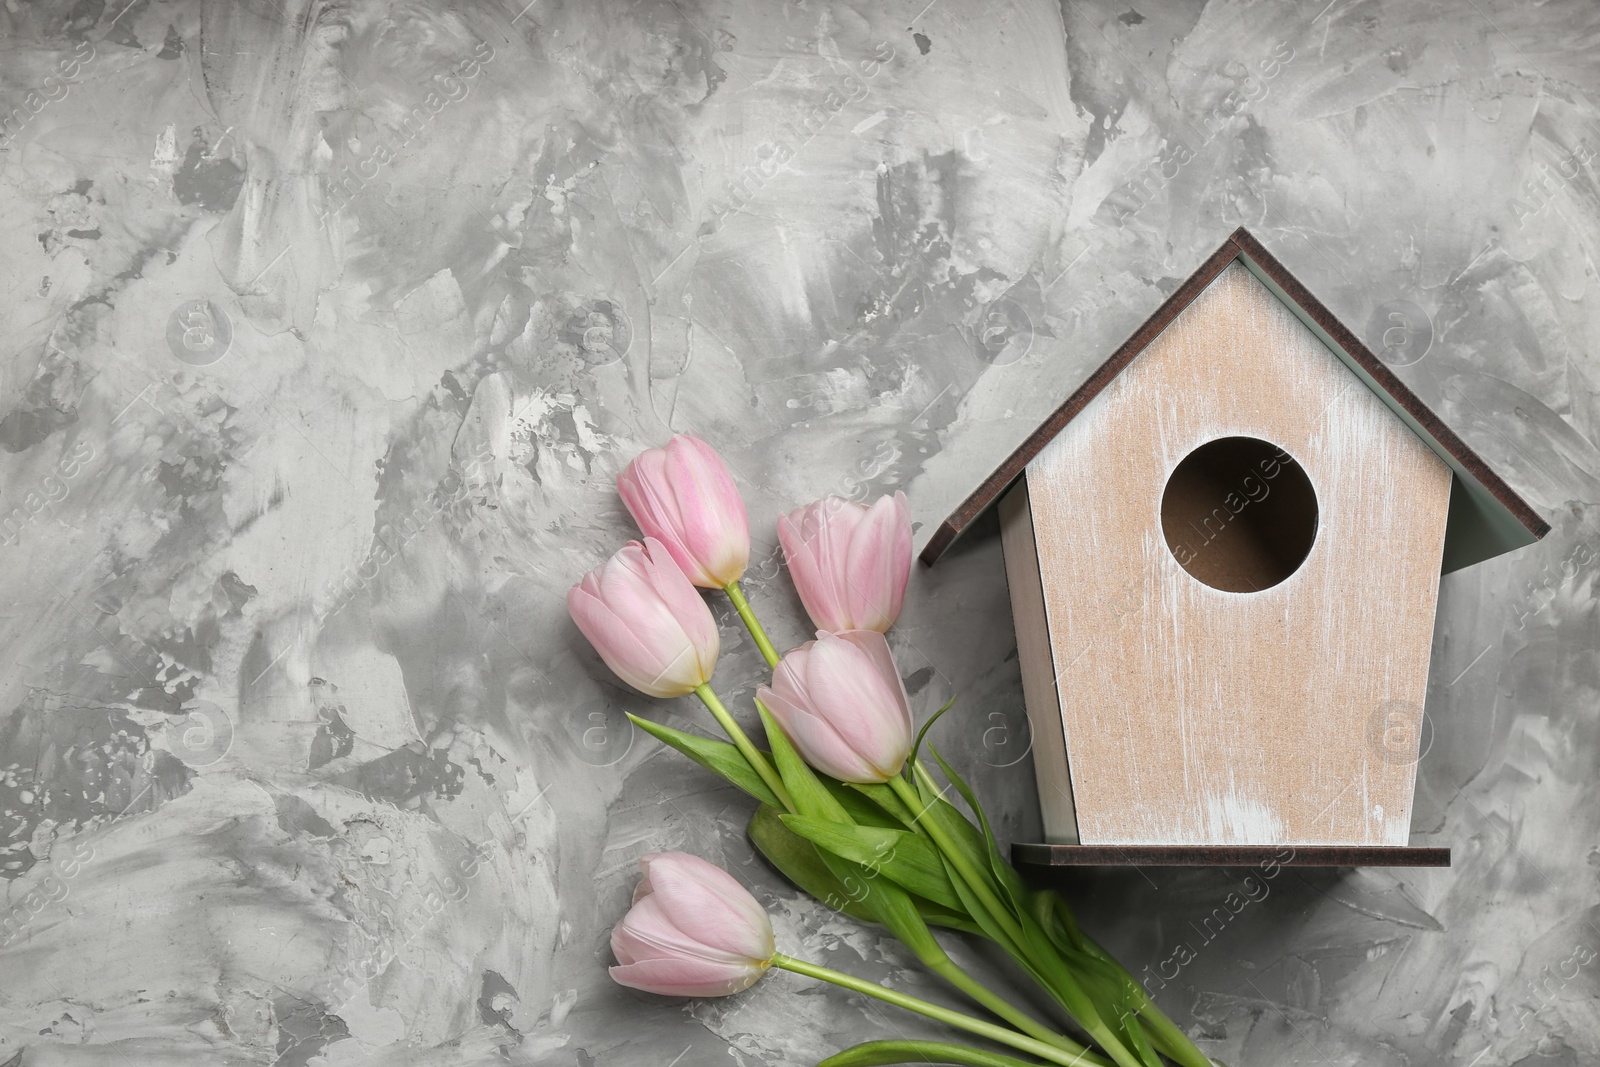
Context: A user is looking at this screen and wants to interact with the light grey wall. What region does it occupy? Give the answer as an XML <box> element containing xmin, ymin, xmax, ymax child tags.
<box><xmin>0</xmin><ymin>1</ymin><xmax>1595</xmax><ymax>1065</ymax></box>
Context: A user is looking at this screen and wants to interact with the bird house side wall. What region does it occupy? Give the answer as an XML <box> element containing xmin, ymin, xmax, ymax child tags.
<box><xmin>999</xmin><ymin>479</ymin><xmax>1078</xmax><ymax>844</ymax></box>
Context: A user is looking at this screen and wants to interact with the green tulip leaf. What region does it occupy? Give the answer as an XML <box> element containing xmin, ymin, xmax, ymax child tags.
<box><xmin>934</xmin><ymin>848</ymin><xmax>1034</xmax><ymax>972</ymax></box>
<box><xmin>748</xmin><ymin>804</ymin><xmax>878</xmax><ymax>925</ymax></box>
<box><xmin>1031</xmin><ymin>883</ymin><xmax>1173</xmax><ymax>1067</ymax></box>
<box><xmin>756</xmin><ymin>700</ymin><xmax>850</xmax><ymax>822</ymax></box>
<box><xmin>824</xmin><ymin>778</ymin><xmax>906</xmax><ymax>829</ymax></box>
<box><xmin>910</xmin><ymin>765</ymin><xmax>1003</xmax><ymax>903</ymax></box>
<box><xmin>1116</xmin><ymin>1008</ymin><xmax>1163</xmax><ymax>1067</ymax></box>
<box><xmin>761</xmin><ymin>798</ymin><xmax>946</xmax><ymax>964</ymax></box>
<box><xmin>847</xmin><ymin>780</ymin><xmax>920</xmax><ymax>827</ymax></box>
<box><xmin>917</xmin><ymin>901</ymin><xmax>986</xmax><ymax>938</ymax></box>
<box><xmin>749</xmin><ymin>806</ymin><xmax>981</xmax><ymax>936</ymax></box>
<box><xmin>821</xmin><ymin>850</ymin><xmax>945</xmax><ymax>964</ymax></box>
<box><xmin>819</xmin><ymin>1039</ymin><xmax>1046</xmax><ymax>1067</ymax></box>
<box><xmin>1030</xmin><ymin>889</ymin><xmax>1091</xmax><ymax>957</ymax></box>
<box><xmin>928</xmin><ymin>849</ymin><xmax>1121</xmax><ymax>1062</ymax></box>
<box><xmin>628</xmin><ymin>714</ymin><xmax>780</xmax><ymax>808</ymax></box>
<box><xmin>926</xmin><ymin>746</ymin><xmax>1031</xmax><ymax>913</ymax></box>
<box><xmin>778</xmin><ymin>814</ymin><xmax>964</xmax><ymax>912</ymax></box>
<box><xmin>1027</xmin><ymin>913</ymin><xmax>1165</xmax><ymax>1067</ymax></box>
<box><xmin>909</xmin><ymin>693</ymin><xmax>959</xmax><ymax>768</ymax></box>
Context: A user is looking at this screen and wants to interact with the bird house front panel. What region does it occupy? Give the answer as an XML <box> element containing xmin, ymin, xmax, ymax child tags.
<box><xmin>1021</xmin><ymin>261</ymin><xmax>1453</xmax><ymax>847</ymax></box>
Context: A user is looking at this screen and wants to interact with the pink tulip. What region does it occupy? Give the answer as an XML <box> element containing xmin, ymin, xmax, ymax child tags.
<box><xmin>568</xmin><ymin>538</ymin><xmax>719</xmax><ymax>698</ymax></box>
<box><xmin>618</xmin><ymin>435</ymin><xmax>750</xmax><ymax>589</ymax></box>
<box><xmin>610</xmin><ymin>852</ymin><xmax>775</xmax><ymax>997</ymax></box>
<box><xmin>779</xmin><ymin>493</ymin><xmax>912</xmax><ymax>633</ymax></box>
<box><xmin>757</xmin><ymin>630</ymin><xmax>914</xmax><ymax>784</ymax></box>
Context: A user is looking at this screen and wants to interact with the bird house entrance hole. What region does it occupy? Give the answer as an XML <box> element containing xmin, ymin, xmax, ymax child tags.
<box><xmin>1160</xmin><ymin>436</ymin><xmax>1319</xmax><ymax>593</ymax></box>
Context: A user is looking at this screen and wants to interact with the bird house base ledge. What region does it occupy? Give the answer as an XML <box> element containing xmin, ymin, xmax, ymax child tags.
<box><xmin>1013</xmin><ymin>843</ymin><xmax>1451</xmax><ymax>868</ymax></box>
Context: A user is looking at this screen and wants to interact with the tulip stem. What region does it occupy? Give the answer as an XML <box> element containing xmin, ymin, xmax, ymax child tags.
<box><xmin>771</xmin><ymin>954</ymin><xmax>1104</xmax><ymax>1067</ymax></box>
<box><xmin>892</xmin><ymin>768</ymin><xmax>1146</xmax><ymax>1067</ymax></box>
<box><xmin>694</xmin><ymin>684</ymin><xmax>793</xmax><ymax>810</ymax></box>
<box><xmin>928</xmin><ymin>958</ymin><xmax>1109</xmax><ymax>1064</ymax></box>
<box><xmin>724</xmin><ymin>580</ymin><xmax>780</xmax><ymax>669</ymax></box>
<box><xmin>887</xmin><ymin>773</ymin><xmax>1030</xmax><ymax>947</ymax></box>
<box><xmin>1063</xmin><ymin>932</ymin><xmax>1211</xmax><ymax>1067</ymax></box>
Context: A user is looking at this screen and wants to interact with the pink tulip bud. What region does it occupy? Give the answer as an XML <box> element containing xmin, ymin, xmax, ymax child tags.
<box><xmin>618</xmin><ymin>435</ymin><xmax>751</xmax><ymax>589</ymax></box>
<box><xmin>778</xmin><ymin>493</ymin><xmax>912</xmax><ymax>633</ymax></box>
<box><xmin>757</xmin><ymin>630</ymin><xmax>914</xmax><ymax>784</ymax></box>
<box><xmin>568</xmin><ymin>538</ymin><xmax>720</xmax><ymax>698</ymax></box>
<box><xmin>610</xmin><ymin>852</ymin><xmax>775</xmax><ymax>997</ymax></box>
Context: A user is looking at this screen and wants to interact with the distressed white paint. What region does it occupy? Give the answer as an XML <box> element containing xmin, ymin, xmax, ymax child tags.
<box><xmin>1020</xmin><ymin>262</ymin><xmax>1454</xmax><ymax>846</ymax></box>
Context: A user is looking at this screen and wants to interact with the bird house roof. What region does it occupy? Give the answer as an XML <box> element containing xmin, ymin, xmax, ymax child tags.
<box><xmin>922</xmin><ymin>227</ymin><xmax>1549</xmax><ymax>571</ymax></box>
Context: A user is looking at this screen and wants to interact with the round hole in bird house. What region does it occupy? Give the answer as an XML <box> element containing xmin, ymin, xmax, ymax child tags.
<box><xmin>1160</xmin><ymin>436</ymin><xmax>1319</xmax><ymax>593</ymax></box>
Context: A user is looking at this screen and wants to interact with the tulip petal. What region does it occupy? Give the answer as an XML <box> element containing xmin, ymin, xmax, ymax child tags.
<box><xmin>622</xmin><ymin>453</ymin><xmax>715</xmax><ymax>587</ymax></box>
<box><xmin>833</xmin><ymin>629</ymin><xmax>914</xmax><ymax>734</ymax></box>
<box><xmin>567</xmin><ymin>586</ymin><xmax>679</xmax><ymax>697</ymax></box>
<box><xmin>798</xmin><ymin>632</ymin><xmax>912</xmax><ymax>780</ymax></box>
<box><xmin>632</xmin><ymin>869</ymin><xmax>656</xmax><ymax>906</ymax></box>
<box><xmin>617</xmin><ymin>437</ymin><xmax>749</xmax><ymax>588</ymax></box>
<box><xmin>638</xmin><ymin>852</ymin><xmax>774</xmax><ymax>961</ymax></box>
<box><xmin>813</xmin><ymin>500</ymin><xmax>864</xmax><ymax>627</ymax></box>
<box><xmin>843</xmin><ymin>493</ymin><xmax>911</xmax><ymax>631</ymax></box>
<box><xmin>767</xmin><ymin>640</ymin><xmax>817</xmax><ymax>708</ymax></box>
<box><xmin>780</xmin><ymin>506</ymin><xmax>848</xmax><ymax>632</ymax></box>
<box><xmin>843</xmin><ymin>635</ymin><xmax>914</xmax><ymax>774</ymax></box>
<box><xmin>607</xmin><ymin>852</ymin><xmax>774</xmax><ymax>998</ymax></box>
<box><xmin>804</xmin><ymin>633</ymin><xmax>902</xmax><ymax>732</ymax></box>
<box><xmin>603</xmin><ymin>543</ymin><xmax>692</xmax><ymax>640</ymax></box>
<box><xmin>666</xmin><ymin>436</ymin><xmax>749</xmax><ymax>587</ymax></box>
<box><xmin>567</xmin><ymin>541</ymin><xmax>719</xmax><ymax>698</ymax></box>
<box><xmin>611</xmin><ymin>896</ymin><xmax>752</xmax><ymax>968</ymax></box>
<box><xmin>610</xmin><ymin>957</ymin><xmax>767</xmax><ymax>998</ymax></box>
<box><xmin>778</xmin><ymin>494</ymin><xmax>908</xmax><ymax>634</ymax></box>
<box><xmin>759</xmin><ymin>683</ymin><xmax>880</xmax><ymax>783</ymax></box>
<box><xmin>639</xmin><ymin>539</ymin><xmax>720</xmax><ymax>678</ymax></box>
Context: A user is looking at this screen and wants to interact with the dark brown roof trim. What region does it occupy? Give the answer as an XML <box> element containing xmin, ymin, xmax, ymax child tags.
<box><xmin>1012</xmin><ymin>842</ymin><xmax>1450</xmax><ymax>868</ymax></box>
<box><xmin>921</xmin><ymin>227</ymin><xmax>1549</xmax><ymax>566</ymax></box>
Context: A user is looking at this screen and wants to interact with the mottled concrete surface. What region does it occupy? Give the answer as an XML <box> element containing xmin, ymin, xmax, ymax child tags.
<box><xmin>0</xmin><ymin>1</ymin><xmax>1596</xmax><ymax>1064</ymax></box>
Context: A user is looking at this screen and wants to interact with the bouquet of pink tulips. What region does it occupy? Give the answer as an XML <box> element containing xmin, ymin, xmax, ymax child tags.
<box><xmin>569</xmin><ymin>435</ymin><xmax>1212</xmax><ymax>1067</ymax></box>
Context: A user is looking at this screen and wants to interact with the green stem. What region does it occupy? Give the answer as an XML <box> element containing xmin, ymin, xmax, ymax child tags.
<box><xmin>928</xmin><ymin>958</ymin><xmax>1111</xmax><ymax>1067</ymax></box>
<box><xmin>892</xmin><ymin>769</ymin><xmax>1145</xmax><ymax>1067</ymax></box>
<box><xmin>887</xmin><ymin>774</ymin><xmax>1029</xmax><ymax>948</ymax></box>
<box><xmin>1071</xmin><ymin>932</ymin><xmax>1210</xmax><ymax>1067</ymax></box>
<box><xmin>771</xmin><ymin>954</ymin><xmax>1102</xmax><ymax>1067</ymax></box>
<box><xmin>694</xmin><ymin>684</ymin><xmax>793</xmax><ymax>811</ymax></box>
<box><xmin>724</xmin><ymin>579</ymin><xmax>780</xmax><ymax>668</ymax></box>
<box><xmin>1133</xmin><ymin>1000</ymin><xmax>1209</xmax><ymax>1067</ymax></box>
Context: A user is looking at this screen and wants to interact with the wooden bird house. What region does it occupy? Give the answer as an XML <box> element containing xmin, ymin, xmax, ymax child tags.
<box><xmin>924</xmin><ymin>229</ymin><xmax>1548</xmax><ymax>868</ymax></box>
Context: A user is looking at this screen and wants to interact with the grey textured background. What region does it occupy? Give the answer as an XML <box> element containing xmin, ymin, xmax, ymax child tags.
<box><xmin>1</xmin><ymin>1</ymin><xmax>1597</xmax><ymax>1064</ymax></box>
